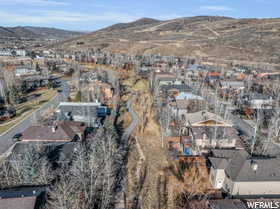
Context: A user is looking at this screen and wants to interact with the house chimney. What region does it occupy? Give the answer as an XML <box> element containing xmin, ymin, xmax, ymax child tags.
<box><xmin>202</xmin><ymin>111</ymin><xmax>207</xmax><ymax>120</ymax></box>
<box><xmin>52</xmin><ymin>125</ymin><xmax>57</xmax><ymax>133</ymax></box>
<box><xmin>250</xmin><ymin>160</ymin><xmax>258</xmax><ymax>172</ymax></box>
<box><xmin>52</xmin><ymin>121</ymin><xmax>58</xmax><ymax>133</ymax></box>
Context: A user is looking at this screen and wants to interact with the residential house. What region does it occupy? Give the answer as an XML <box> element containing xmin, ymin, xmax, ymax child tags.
<box><xmin>151</xmin><ymin>72</ymin><xmax>177</xmax><ymax>95</ymax></box>
<box><xmin>0</xmin><ymin>50</ymin><xmax>11</xmax><ymax>56</ymax></box>
<box><xmin>169</xmin><ymin>92</ymin><xmax>205</xmax><ymax>117</ymax></box>
<box><xmin>187</xmin><ymin>127</ymin><xmax>241</xmax><ymax>152</ymax></box>
<box><xmin>57</xmin><ymin>102</ymin><xmax>106</xmax><ymax>127</ymax></box>
<box><xmin>219</xmin><ymin>80</ymin><xmax>245</xmax><ymax>100</ymax></box>
<box><xmin>15</xmin><ymin>49</ymin><xmax>27</xmax><ymax>57</ymax></box>
<box><xmin>0</xmin><ymin>186</ymin><xmax>46</xmax><ymax>209</ymax></box>
<box><xmin>185</xmin><ymin>64</ymin><xmax>207</xmax><ymax>79</ymax></box>
<box><xmin>206</xmin><ymin>72</ymin><xmax>222</xmax><ymax>84</ymax></box>
<box><xmin>137</xmin><ymin>67</ymin><xmax>151</xmax><ymax>79</ymax></box>
<box><xmin>183</xmin><ymin>111</ymin><xmax>233</xmax><ymax>127</ymax></box>
<box><xmin>0</xmin><ymin>75</ymin><xmax>6</xmax><ymax>101</ymax></box>
<box><xmin>168</xmin><ymin>127</ymin><xmax>241</xmax><ymax>156</ymax></box>
<box><xmin>220</xmin><ymin>81</ymin><xmax>245</xmax><ymax>91</ymax></box>
<box><xmin>15</xmin><ymin>68</ymin><xmax>37</xmax><ymax>77</ymax></box>
<box><xmin>22</xmin><ymin>76</ymin><xmax>48</xmax><ymax>90</ymax></box>
<box><xmin>161</xmin><ymin>84</ymin><xmax>193</xmax><ymax>97</ymax></box>
<box><xmin>240</xmin><ymin>93</ymin><xmax>274</xmax><ymax>109</ymax></box>
<box><xmin>209</xmin><ymin>149</ymin><xmax>280</xmax><ymax>197</ymax></box>
<box><xmin>20</xmin><ymin>121</ymin><xmax>87</xmax><ymax>142</ymax></box>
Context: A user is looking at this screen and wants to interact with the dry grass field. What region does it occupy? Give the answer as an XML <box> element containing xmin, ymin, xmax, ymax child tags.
<box><xmin>59</xmin><ymin>16</ymin><xmax>280</xmax><ymax>69</ymax></box>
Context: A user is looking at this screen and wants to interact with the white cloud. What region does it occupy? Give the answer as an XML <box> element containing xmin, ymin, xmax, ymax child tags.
<box><xmin>200</xmin><ymin>5</ymin><xmax>233</xmax><ymax>12</ymax></box>
<box><xmin>0</xmin><ymin>0</ymin><xmax>70</xmax><ymax>6</ymax></box>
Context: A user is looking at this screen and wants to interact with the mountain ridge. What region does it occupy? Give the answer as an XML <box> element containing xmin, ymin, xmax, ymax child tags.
<box><xmin>0</xmin><ymin>26</ymin><xmax>84</xmax><ymax>40</ymax></box>
<box><xmin>57</xmin><ymin>16</ymin><xmax>280</xmax><ymax>67</ymax></box>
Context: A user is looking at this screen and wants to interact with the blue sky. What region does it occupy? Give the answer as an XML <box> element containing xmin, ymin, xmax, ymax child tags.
<box><xmin>0</xmin><ymin>0</ymin><xmax>279</xmax><ymax>31</ymax></box>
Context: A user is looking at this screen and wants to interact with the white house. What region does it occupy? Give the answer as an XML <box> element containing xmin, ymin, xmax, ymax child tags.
<box><xmin>15</xmin><ymin>68</ymin><xmax>37</xmax><ymax>77</ymax></box>
<box><xmin>56</xmin><ymin>102</ymin><xmax>102</xmax><ymax>127</ymax></box>
<box><xmin>15</xmin><ymin>50</ymin><xmax>26</xmax><ymax>57</ymax></box>
<box><xmin>209</xmin><ymin>149</ymin><xmax>280</xmax><ymax>197</ymax></box>
<box><xmin>0</xmin><ymin>50</ymin><xmax>12</xmax><ymax>56</ymax></box>
<box><xmin>241</xmin><ymin>93</ymin><xmax>274</xmax><ymax>110</ymax></box>
<box><xmin>0</xmin><ymin>77</ymin><xmax>6</xmax><ymax>100</ymax></box>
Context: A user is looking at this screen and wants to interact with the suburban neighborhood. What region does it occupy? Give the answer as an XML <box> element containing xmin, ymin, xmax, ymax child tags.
<box><xmin>1</xmin><ymin>43</ymin><xmax>280</xmax><ymax>209</ymax></box>
<box><xmin>0</xmin><ymin>1</ymin><xmax>280</xmax><ymax>209</ymax></box>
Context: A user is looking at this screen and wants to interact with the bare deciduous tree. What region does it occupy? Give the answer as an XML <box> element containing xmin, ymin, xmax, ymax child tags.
<box><xmin>47</xmin><ymin>123</ymin><xmax>124</xmax><ymax>209</ymax></box>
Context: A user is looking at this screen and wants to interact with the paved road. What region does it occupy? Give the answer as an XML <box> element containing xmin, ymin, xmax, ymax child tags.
<box><xmin>0</xmin><ymin>81</ymin><xmax>70</xmax><ymax>155</ymax></box>
<box><xmin>122</xmin><ymin>94</ymin><xmax>139</xmax><ymax>141</ymax></box>
<box><xmin>115</xmin><ymin>94</ymin><xmax>139</xmax><ymax>209</ymax></box>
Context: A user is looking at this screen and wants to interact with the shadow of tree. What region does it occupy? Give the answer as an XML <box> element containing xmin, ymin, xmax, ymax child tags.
<box><xmin>131</xmin><ymin>163</ymin><xmax>148</xmax><ymax>209</ymax></box>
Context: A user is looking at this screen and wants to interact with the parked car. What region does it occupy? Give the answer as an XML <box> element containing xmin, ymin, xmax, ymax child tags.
<box><xmin>12</xmin><ymin>133</ymin><xmax>22</xmax><ymax>142</ymax></box>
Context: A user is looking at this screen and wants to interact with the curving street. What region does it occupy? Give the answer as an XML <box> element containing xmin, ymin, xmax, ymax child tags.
<box><xmin>122</xmin><ymin>94</ymin><xmax>139</xmax><ymax>141</ymax></box>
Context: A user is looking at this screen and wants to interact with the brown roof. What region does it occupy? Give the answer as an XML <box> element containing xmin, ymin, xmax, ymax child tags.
<box><xmin>166</xmin><ymin>136</ymin><xmax>180</xmax><ymax>143</ymax></box>
<box><xmin>155</xmin><ymin>72</ymin><xmax>176</xmax><ymax>80</ymax></box>
<box><xmin>0</xmin><ymin>197</ymin><xmax>37</xmax><ymax>209</ymax></box>
<box><xmin>21</xmin><ymin>121</ymin><xmax>86</xmax><ymax>142</ymax></box>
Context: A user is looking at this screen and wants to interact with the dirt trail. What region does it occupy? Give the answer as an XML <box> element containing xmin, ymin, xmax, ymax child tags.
<box><xmin>126</xmin><ymin>93</ymin><xmax>174</xmax><ymax>209</ymax></box>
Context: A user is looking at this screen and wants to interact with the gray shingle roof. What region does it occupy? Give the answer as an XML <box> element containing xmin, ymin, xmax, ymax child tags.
<box><xmin>211</xmin><ymin>149</ymin><xmax>280</xmax><ymax>182</ymax></box>
<box><xmin>0</xmin><ymin>186</ymin><xmax>46</xmax><ymax>209</ymax></box>
<box><xmin>232</xmin><ymin>158</ymin><xmax>280</xmax><ymax>182</ymax></box>
<box><xmin>208</xmin><ymin>199</ymin><xmax>248</xmax><ymax>209</ymax></box>
<box><xmin>209</xmin><ymin>158</ymin><xmax>229</xmax><ymax>169</ymax></box>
